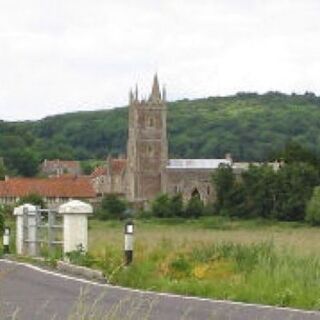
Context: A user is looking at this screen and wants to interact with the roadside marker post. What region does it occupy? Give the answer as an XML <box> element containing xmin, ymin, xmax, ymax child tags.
<box><xmin>3</xmin><ymin>226</ymin><xmax>10</xmax><ymax>254</ymax></box>
<box><xmin>124</xmin><ymin>220</ymin><xmax>134</xmax><ymax>266</ymax></box>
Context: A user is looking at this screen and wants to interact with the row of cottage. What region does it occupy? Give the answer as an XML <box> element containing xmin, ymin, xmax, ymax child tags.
<box><xmin>0</xmin><ymin>157</ymin><xmax>227</xmax><ymax>208</ymax></box>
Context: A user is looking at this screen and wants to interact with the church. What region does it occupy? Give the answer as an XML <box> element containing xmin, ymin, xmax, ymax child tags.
<box><xmin>91</xmin><ymin>75</ymin><xmax>239</xmax><ymax>205</ymax></box>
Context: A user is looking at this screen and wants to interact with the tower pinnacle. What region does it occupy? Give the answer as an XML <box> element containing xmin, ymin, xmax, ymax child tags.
<box><xmin>150</xmin><ymin>73</ymin><xmax>161</xmax><ymax>101</ymax></box>
<box><xmin>129</xmin><ymin>89</ymin><xmax>134</xmax><ymax>104</ymax></box>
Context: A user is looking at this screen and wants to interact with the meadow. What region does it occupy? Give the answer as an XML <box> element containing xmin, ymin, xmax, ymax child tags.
<box><xmin>87</xmin><ymin>217</ymin><xmax>320</xmax><ymax>310</ymax></box>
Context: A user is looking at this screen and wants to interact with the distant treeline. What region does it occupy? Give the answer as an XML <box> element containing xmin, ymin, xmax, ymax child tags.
<box><xmin>1</xmin><ymin>91</ymin><xmax>320</xmax><ymax>176</ymax></box>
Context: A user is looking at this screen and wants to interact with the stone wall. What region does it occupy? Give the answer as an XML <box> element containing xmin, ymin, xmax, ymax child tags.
<box><xmin>164</xmin><ymin>168</ymin><xmax>216</xmax><ymax>204</ymax></box>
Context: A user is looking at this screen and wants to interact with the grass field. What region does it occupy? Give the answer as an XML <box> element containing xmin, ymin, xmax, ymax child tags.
<box><xmin>87</xmin><ymin>217</ymin><xmax>320</xmax><ymax>310</ymax></box>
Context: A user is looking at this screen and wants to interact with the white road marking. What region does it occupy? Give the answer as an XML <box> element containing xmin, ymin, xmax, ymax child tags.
<box><xmin>1</xmin><ymin>259</ymin><xmax>319</xmax><ymax>316</ymax></box>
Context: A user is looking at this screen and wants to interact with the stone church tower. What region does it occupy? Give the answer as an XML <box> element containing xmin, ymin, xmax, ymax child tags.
<box><xmin>126</xmin><ymin>75</ymin><xmax>168</xmax><ymax>202</ymax></box>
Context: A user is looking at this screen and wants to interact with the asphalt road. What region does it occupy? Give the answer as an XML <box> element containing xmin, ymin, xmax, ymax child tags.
<box><xmin>0</xmin><ymin>259</ymin><xmax>319</xmax><ymax>320</ymax></box>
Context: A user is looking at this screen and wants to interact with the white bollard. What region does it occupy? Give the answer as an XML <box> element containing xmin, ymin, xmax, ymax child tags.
<box><xmin>58</xmin><ymin>200</ymin><xmax>93</xmax><ymax>256</ymax></box>
<box><xmin>13</xmin><ymin>203</ymin><xmax>37</xmax><ymax>255</ymax></box>
<box><xmin>3</xmin><ymin>227</ymin><xmax>10</xmax><ymax>254</ymax></box>
<box><xmin>124</xmin><ymin>220</ymin><xmax>134</xmax><ymax>265</ymax></box>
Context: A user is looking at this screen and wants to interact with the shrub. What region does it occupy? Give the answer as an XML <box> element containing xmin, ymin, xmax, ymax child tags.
<box><xmin>18</xmin><ymin>193</ymin><xmax>46</xmax><ymax>208</ymax></box>
<box><xmin>170</xmin><ymin>193</ymin><xmax>184</xmax><ymax>217</ymax></box>
<box><xmin>98</xmin><ymin>194</ymin><xmax>127</xmax><ymax>220</ymax></box>
<box><xmin>306</xmin><ymin>186</ymin><xmax>320</xmax><ymax>225</ymax></box>
<box><xmin>184</xmin><ymin>196</ymin><xmax>204</xmax><ymax>218</ymax></box>
<box><xmin>151</xmin><ymin>194</ymin><xmax>173</xmax><ymax>218</ymax></box>
<box><xmin>66</xmin><ymin>245</ymin><xmax>94</xmax><ymax>267</ymax></box>
<box><xmin>0</xmin><ymin>209</ymin><xmax>4</xmax><ymax>234</ymax></box>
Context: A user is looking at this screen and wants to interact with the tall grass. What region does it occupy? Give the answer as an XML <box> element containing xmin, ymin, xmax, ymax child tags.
<box><xmin>87</xmin><ymin>218</ymin><xmax>320</xmax><ymax>310</ymax></box>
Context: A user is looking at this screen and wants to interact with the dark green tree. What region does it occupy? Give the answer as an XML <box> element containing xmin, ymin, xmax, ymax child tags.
<box><xmin>274</xmin><ymin>142</ymin><xmax>318</xmax><ymax>166</ymax></box>
<box><xmin>241</xmin><ymin>164</ymin><xmax>277</xmax><ymax>218</ymax></box>
<box><xmin>98</xmin><ymin>194</ymin><xmax>127</xmax><ymax>220</ymax></box>
<box><xmin>212</xmin><ymin>164</ymin><xmax>235</xmax><ymax>213</ymax></box>
<box><xmin>6</xmin><ymin>149</ymin><xmax>39</xmax><ymax>177</ymax></box>
<box><xmin>151</xmin><ymin>194</ymin><xmax>172</xmax><ymax>218</ymax></box>
<box><xmin>184</xmin><ymin>196</ymin><xmax>204</xmax><ymax>218</ymax></box>
<box><xmin>273</xmin><ymin>163</ymin><xmax>320</xmax><ymax>221</ymax></box>
<box><xmin>306</xmin><ymin>186</ymin><xmax>320</xmax><ymax>225</ymax></box>
<box><xmin>0</xmin><ymin>158</ymin><xmax>7</xmax><ymax>180</ymax></box>
<box><xmin>170</xmin><ymin>193</ymin><xmax>184</xmax><ymax>217</ymax></box>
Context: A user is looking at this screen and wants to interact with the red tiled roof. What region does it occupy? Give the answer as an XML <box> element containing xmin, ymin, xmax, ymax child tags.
<box><xmin>91</xmin><ymin>166</ymin><xmax>108</xmax><ymax>178</ymax></box>
<box><xmin>0</xmin><ymin>176</ymin><xmax>96</xmax><ymax>198</ymax></box>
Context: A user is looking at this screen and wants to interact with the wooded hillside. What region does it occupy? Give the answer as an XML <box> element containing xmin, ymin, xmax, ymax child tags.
<box><xmin>1</xmin><ymin>91</ymin><xmax>320</xmax><ymax>175</ymax></box>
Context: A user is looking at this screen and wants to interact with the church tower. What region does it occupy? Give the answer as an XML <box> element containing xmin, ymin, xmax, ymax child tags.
<box><xmin>126</xmin><ymin>75</ymin><xmax>168</xmax><ymax>203</ymax></box>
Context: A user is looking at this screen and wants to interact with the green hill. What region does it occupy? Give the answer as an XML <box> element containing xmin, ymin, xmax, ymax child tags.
<box><xmin>1</xmin><ymin>91</ymin><xmax>320</xmax><ymax>175</ymax></box>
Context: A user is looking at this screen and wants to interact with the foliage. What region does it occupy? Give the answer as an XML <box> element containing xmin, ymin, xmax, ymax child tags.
<box><xmin>0</xmin><ymin>207</ymin><xmax>4</xmax><ymax>234</ymax></box>
<box><xmin>5</xmin><ymin>149</ymin><xmax>39</xmax><ymax>177</ymax></box>
<box><xmin>212</xmin><ymin>164</ymin><xmax>238</xmax><ymax>215</ymax></box>
<box><xmin>66</xmin><ymin>244</ymin><xmax>95</xmax><ymax>267</ymax></box>
<box><xmin>184</xmin><ymin>196</ymin><xmax>204</xmax><ymax>218</ymax></box>
<box><xmin>306</xmin><ymin>186</ymin><xmax>320</xmax><ymax>225</ymax></box>
<box><xmin>18</xmin><ymin>193</ymin><xmax>46</xmax><ymax>208</ymax></box>
<box><xmin>80</xmin><ymin>159</ymin><xmax>104</xmax><ymax>175</ymax></box>
<box><xmin>151</xmin><ymin>193</ymin><xmax>204</xmax><ymax>218</ymax></box>
<box><xmin>151</xmin><ymin>194</ymin><xmax>173</xmax><ymax>218</ymax></box>
<box><xmin>273</xmin><ymin>141</ymin><xmax>319</xmax><ymax>165</ymax></box>
<box><xmin>213</xmin><ymin>161</ymin><xmax>320</xmax><ymax>221</ymax></box>
<box><xmin>170</xmin><ymin>193</ymin><xmax>184</xmax><ymax>217</ymax></box>
<box><xmin>3</xmin><ymin>93</ymin><xmax>320</xmax><ymax>176</ymax></box>
<box><xmin>88</xmin><ymin>219</ymin><xmax>320</xmax><ymax>311</ymax></box>
<box><xmin>97</xmin><ymin>194</ymin><xmax>127</xmax><ymax>220</ymax></box>
<box><xmin>273</xmin><ymin>163</ymin><xmax>319</xmax><ymax>221</ymax></box>
<box><xmin>0</xmin><ymin>158</ymin><xmax>7</xmax><ymax>180</ymax></box>
<box><xmin>0</xmin><ymin>204</ymin><xmax>13</xmax><ymax>222</ymax></box>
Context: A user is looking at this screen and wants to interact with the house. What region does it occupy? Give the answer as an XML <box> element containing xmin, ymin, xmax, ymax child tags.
<box><xmin>0</xmin><ymin>175</ymin><xmax>96</xmax><ymax>208</ymax></box>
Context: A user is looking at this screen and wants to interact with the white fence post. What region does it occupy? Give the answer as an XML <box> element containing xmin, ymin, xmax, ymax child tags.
<box><xmin>58</xmin><ymin>200</ymin><xmax>93</xmax><ymax>256</ymax></box>
<box><xmin>13</xmin><ymin>203</ymin><xmax>37</xmax><ymax>255</ymax></box>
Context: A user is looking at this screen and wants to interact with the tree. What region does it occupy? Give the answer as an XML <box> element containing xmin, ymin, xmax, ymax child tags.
<box><xmin>0</xmin><ymin>159</ymin><xmax>6</xmax><ymax>180</ymax></box>
<box><xmin>81</xmin><ymin>161</ymin><xmax>96</xmax><ymax>175</ymax></box>
<box><xmin>306</xmin><ymin>186</ymin><xmax>320</xmax><ymax>225</ymax></box>
<box><xmin>212</xmin><ymin>164</ymin><xmax>236</xmax><ymax>213</ymax></box>
<box><xmin>274</xmin><ymin>141</ymin><xmax>318</xmax><ymax>166</ymax></box>
<box><xmin>151</xmin><ymin>194</ymin><xmax>172</xmax><ymax>218</ymax></box>
<box><xmin>6</xmin><ymin>149</ymin><xmax>39</xmax><ymax>177</ymax></box>
<box><xmin>18</xmin><ymin>193</ymin><xmax>46</xmax><ymax>208</ymax></box>
<box><xmin>241</xmin><ymin>164</ymin><xmax>277</xmax><ymax>218</ymax></box>
<box><xmin>98</xmin><ymin>194</ymin><xmax>127</xmax><ymax>220</ymax></box>
<box><xmin>273</xmin><ymin>163</ymin><xmax>320</xmax><ymax>221</ymax></box>
<box><xmin>184</xmin><ymin>196</ymin><xmax>204</xmax><ymax>218</ymax></box>
<box><xmin>170</xmin><ymin>193</ymin><xmax>184</xmax><ymax>217</ymax></box>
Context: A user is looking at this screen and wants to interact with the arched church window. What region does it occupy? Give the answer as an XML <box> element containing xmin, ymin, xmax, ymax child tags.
<box><xmin>207</xmin><ymin>186</ymin><xmax>210</xmax><ymax>195</ymax></box>
<box><xmin>191</xmin><ymin>188</ymin><xmax>201</xmax><ymax>199</ymax></box>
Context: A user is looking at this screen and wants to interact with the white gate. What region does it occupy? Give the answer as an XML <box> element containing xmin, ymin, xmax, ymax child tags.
<box><xmin>14</xmin><ymin>200</ymin><xmax>92</xmax><ymax>258</ymax></box>
<box><xmin>22</xmin><ymin>207</ymin><xmax>63</xmax><ymax>257</ymax></box>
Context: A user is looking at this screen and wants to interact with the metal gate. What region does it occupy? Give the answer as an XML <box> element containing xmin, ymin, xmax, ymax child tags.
<box><xmin>22</xmin><ymin>207</ymin><xmax>63</xmax><ymax>257</ymax></box>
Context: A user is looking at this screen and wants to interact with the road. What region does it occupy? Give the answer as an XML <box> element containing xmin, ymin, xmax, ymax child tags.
<box><xmin>0</xmin><ymin>259</ymin><xmax>319</xmax><ymax>320</ymax></box>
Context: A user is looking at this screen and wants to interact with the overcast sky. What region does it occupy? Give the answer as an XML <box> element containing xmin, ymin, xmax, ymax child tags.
<box><xmin>1</xmin><ymin>0</ymin><xmax>320</xmax><ymax>121</ymax></box>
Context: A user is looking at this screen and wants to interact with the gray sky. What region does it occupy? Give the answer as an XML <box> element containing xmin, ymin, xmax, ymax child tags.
<box><xmin>1</xmin><ymin>0</ymin><xmax>320</xmax><ymax>121</ymax></box>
